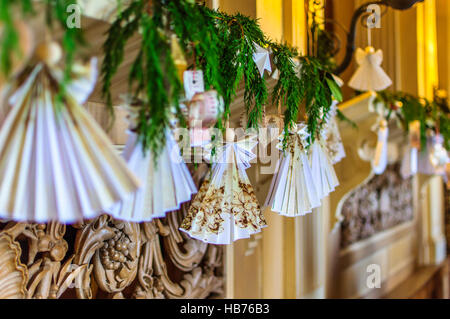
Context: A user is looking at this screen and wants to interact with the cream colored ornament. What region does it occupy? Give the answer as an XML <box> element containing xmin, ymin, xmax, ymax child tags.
<box><xmin>348</xmin><ymin>46</ymin><xmax>392</xmax><ymax>92</ymax></box>
<box><xmin>400</xmin><ymin>145</ymin><xmax>418</xmax><ymax>179</ymax></box>
<box><xmin>429</xmin><ymin>134</ymin><xmax>449</xmax><ymax>175</ymax></box>
<box><xmin>324</xmin><ymin>101</ymin><xmax>346</xmax><ymax>164</ymax></box>
<box><xmin>372</xmin><ymin>118</ymin><xmax>389</xmax><ymax>175</ymax></box>
<box><xmin>180</xmin><ymin>133</ymin><xmax>266</xmax><ymax>245</ymax></box>
<box><xmin>0</xmin><ymin>42</ymin><xmax>140</xmax><ymax>223</ymax></box>
<box><xmin>187</xmin><ymin>90</ymin><xmax>223</xmax><ymax>147</ymax></box>
<box><xmin>400</xmin><ymin>122</ymin><xmax>420</xmax><ymax>179</ymax></box>
<box><xmin>265</xmin><ymin>123</ymin><xmax>321</xmax><ymax>217</ymax></box>
<box><xmin>109</xmin><ymin>103</ymin><xmax>197</xmax><ymax>222</ymax></box>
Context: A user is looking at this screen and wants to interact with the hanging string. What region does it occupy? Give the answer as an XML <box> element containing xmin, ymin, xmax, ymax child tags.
<box><xmin>367</xmin><ymin>20</ymin><xmax>372</xmax><ymax>47</ymax></box>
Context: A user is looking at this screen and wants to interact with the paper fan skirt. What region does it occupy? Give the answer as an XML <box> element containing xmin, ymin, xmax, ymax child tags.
<box><xmin>265</xmin><ymin>144</ymin><xmax>320</xmax><ymax>217</ymax></box>
<box><xmin>309</xmin><ymin>140</ymin><xmax>339</xmax><ymax>199</ymax></box>
<box><xmin>180</xmin><ymin>140</ymin><xmax>266</xmax><ymax>245</ymax></box>
<box><xmin>109</xmin><ymin>130</ymin><xmax>197</xmax><ymax>222</ymax></box>
<box><xmin>348</xmin><ymin>47</ymin><xmax>392</xmax><ymax>92</ymax></box>
<box><xmin>0</xmin><ymin>62</ymin><xmax>140</xmax><ymax>223</ymax></box>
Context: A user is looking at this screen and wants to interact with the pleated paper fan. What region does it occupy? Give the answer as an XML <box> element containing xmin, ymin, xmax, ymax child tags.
<box><xmin>180</xmin><ymin>133</ymin><xmax>267</xmax><ymax>245</ymax></box>
<box><xmin>265</xmin><ymin>124</ymin><xmax>321</xmax><ymax>217</ymax></box>
<box><xmin>348</xmin><ymin>47</ymin><xmax>392</xmax><ymax>92</ymax></box>
<box><xmin>0</xmin><ymin>47</ymin><xmax>140</xmax><ymax>223</ymax></box>
<box><xmin>108</xmin><ymin>129</ymin><xmax>197</xmax><ymax>222</ymax></box>
<box><xmin>309</xmin><ymin>137</ymin><xmax>339</xmax><ymax>200</ymax></box>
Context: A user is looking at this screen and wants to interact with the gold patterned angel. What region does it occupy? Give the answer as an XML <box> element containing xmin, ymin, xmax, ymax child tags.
<box><xmin>0</xmin><ymin>41</ymin><xmax>140</xmax><ymax>223</ymax></box>
<box><xmin>265</xmin><ymin>123</ymin><xmax>321</xmax><ymax>217</ymax></box>
<box><xmin>180</xmin><ymin>129</ymin><xmax>267</xmax><ymax>245</ymax></box>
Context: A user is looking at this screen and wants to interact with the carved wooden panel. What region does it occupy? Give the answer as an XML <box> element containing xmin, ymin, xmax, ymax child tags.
<box><xmin>340</xmin><ymin>164</ymin><xmax>414</xmax><ymax>248</ymax></box>
<box><xmin>0</xmin><ymin>164</ymin><xmax>224</xmax><ymax>299</ymax></box>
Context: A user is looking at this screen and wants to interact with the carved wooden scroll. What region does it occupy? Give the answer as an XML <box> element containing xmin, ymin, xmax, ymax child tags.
<box><xmin>0</xmin><ymin>164</ymin><xmax>224</xmax><ymax>299</ymax></box>
<box><xmin>340</xmin><ymin>164</ymin><xmax>414</xmax><ymax>248</ymax></box>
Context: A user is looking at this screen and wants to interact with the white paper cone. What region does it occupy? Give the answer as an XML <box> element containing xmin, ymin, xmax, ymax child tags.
<box><xmin>180</xmin><ymin>135</ymin><xmax>266</xmax><ymax>245</ymax></box>
<box><xmin>109</xmin><ymin>130</ymin><xmax>197</xmax><ymax>222</ymax></box>
<box><xmin>349</xmin><ymin>47</ymin><xmax>392</xmax><ymax>92</ymax></box>
<box><xmin>372</xmin><ymin>123</ymin><xmax>389</xmax><ymax>175</ymax></box>
<box><xmin>252</xmin><ymin>42</ymin><xmax>272</xmax><ymax>77</ymax></box>
<box><xmin>400</xmin><ymin>146</ymin><xmax>418</xmax><ymax>179</ymax></box>
<box><xmin>0</xmin><ymin>62</ymin><xmax>140</xmax><ymax>224</ymax></box>
<box><xmin>265</xmin><ymin>129</ymin><xmax>321</xmax><ymax>217</ymax></box>
<box><xmin>309</xmin><ymin>140</ymin><xmax>339</xmax><ymax>199</ymax></box>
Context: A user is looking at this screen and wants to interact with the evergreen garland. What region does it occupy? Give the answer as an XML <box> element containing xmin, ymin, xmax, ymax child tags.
<box><xmin>270</xmin><ymin>42</ymin><xmax>301</xmax><ymax>145</ymax></box>
<box><xmin>298</xmin><ymin>56</ymin><xmax>340</xmax><ymax>144</ymax></box>
<box><xmin>207</xmin><ymin>9</ymin><xmax>268</xmax><ymax>128</ymax></box>
<box><xmin>375</xmin><ymin>90</ymin><xmax>450</xmax><ymax>151</ymax></box>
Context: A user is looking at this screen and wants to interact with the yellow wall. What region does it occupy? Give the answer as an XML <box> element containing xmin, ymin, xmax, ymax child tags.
<box><xmin>416</xmin><ymin>0</ymin><xmax>439</xmax><ymax>99</ymax></box>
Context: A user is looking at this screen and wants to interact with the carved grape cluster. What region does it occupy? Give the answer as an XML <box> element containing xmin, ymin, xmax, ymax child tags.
<box><xmin>100</xmin><ymin>232</ymin><xmax>133</xmax><ymax>271</ymax></box>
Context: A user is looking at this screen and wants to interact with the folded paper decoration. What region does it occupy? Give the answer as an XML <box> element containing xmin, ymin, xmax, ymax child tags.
<box><xmin>0</xmin><ymin>47</ymin><xmax>140</xmax><ymax>223</ymax></box>
<box><xmin>429</xmin><ymin>134</ymin><xmax>449</xmax><ymax>175</ymax></box>
<box><xmin>348</xmin><ymin>46</ymin><xmax>392</xmax><ymax>92</ymax></box>
<box><xmin>400</xmin><ymin>145</ymin><xmax>418</xmax><ymax>179</ymax></box>
<box><xmin>180</xmin><ymin>133</ymin><xmax>267</xmax><ymax>244</ymax></box>
<box><xmin>324</xmin><ymin>102</ymin><xmax>346</xmax><ymax>165</ymax></box>
<box><xmin>109</xmin><ymin>128</ymin><xmax>197</xmax><ymax>222</ymax></box>
<box><xmin>265</xmin><ymin>124</ymin><xmax>321</xmax><ymax>217</ymax></box>
<box><xmin>252</xmin><ymin>42</ymin><xmax>272</xmax><ymax>77</ymax></box>
<box><xmin>309</xmin><ymin>133</ymin><xmax>339</xmax><ymax>200</ymax></box>
<box><xmin>372</xmin><ymin>119</ymin><xmax>389</xmax><ymax>175</ymax></box>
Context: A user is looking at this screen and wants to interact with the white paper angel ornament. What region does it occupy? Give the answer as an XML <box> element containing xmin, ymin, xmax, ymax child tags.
<box><xmin>109</xmin><ymin>100</ymin><xmax>197</xmax><ymax>222</ymax></box>
<box><xmin>348</xmin><ymin>46</ymin><xmax>392</xmax><ymax>92</ymax></box>
<box><xmin>309</xmin><ymin>129</ymin><xmax>340</xmax><ymax>200</ymax></box>
<box><xmin>0</xmin><ymin>41</ymin><xmax>140</xmax><ymax>223</ymax></box>
<box><xmin>180</xmin><ymin>129</ymin><xmax>267</xmax><ymax>245</ymax></box>
<box><xmin>265</xmin><ymin>123</ymin><xmax>321</xmax><ymax>217</ymax></box>
<box><xmin>429</xmin><ymin>134</ymin><xmax>449</xmax><ymax>175</ymax></box>
<box><xmin>372</xmin><ymin>118</ymin><xmax>389</xmax><ymax>175</ymax></box>
<box><xmin>400</xmin><ymin>121</ymin><xmax>421</xmax><ymax>179</ymax></box>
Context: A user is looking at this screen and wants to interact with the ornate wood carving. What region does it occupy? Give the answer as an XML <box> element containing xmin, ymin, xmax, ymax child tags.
<box><xmin>0</xmin><ymin>164</ymin><xmax>223</xmax><ymax>299</ymax></box>
<box><xmin>340</xmin><ymin>164</ymin><xmax>414</xmax><ymax>248</ymax></box>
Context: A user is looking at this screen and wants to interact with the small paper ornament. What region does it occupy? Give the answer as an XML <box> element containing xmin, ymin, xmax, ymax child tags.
<box><xmin>180</xmin><ymin>131</ymin><xmax>267</xmax><ymax>244</ymax></box>
<box><xmin>109</xmin><ymin>113</ymin><xmax>197</xmax><ymax>222</ymax></box>
<box><xmin>0</xmin><ymin>42</ymin><xmax>140</xmax><ymax>223</ymax></box>
<box><xmin>372</xmin><ymin>118</ymin><xmax>389</xmax><ymax>175</ymax></box>
<box><xmin>323</xmin><ymin>101</ymin><xmax>346</xmax><ymax>164</ymax></box>
<box><xmin>400</xmin><ymin>145</ymin><xmax>418</xmax><ymax>179</ymax></box>
<box><xmin>429</xmin><ymin>134</ymin><xmax>449</xmax><ymax>175</ymax></box>
<box><xmin>400</xmin><ymin>122</ymin><xmax>420</xmax><ymax>179</ymax></box>
<box><xmin>252</xmin><ymin>42</ymin><xmax>272</xmax><ymax>77</ymax></box>
<box><xmin>348</xmin><ymin>46</ymin><xmax>392</xmax><ymax>92</ymax></box>
<box><xmin>309</xmin><ymin>132</ymin><xmax>339</xmax><ymax>200</ymax></box>
<box><xmin>265</xmin><ymin>123</ymin><xmax>321</xmax><ymax>217</ymax></box>
<box><xmin>187</xmin><ymin>90</ymin><xmax>223</xmax><ymax>147</ymax></box>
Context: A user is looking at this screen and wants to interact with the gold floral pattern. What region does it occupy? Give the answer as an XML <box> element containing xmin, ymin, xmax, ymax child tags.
<box><xmin>180</xmin><ymin>163</ymin><xmax>266</xmax><ymax>241</ymax></box>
